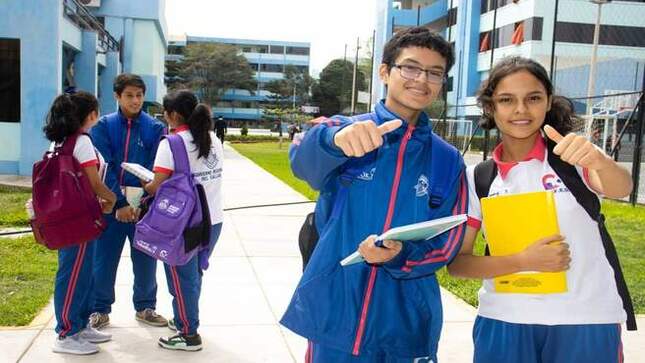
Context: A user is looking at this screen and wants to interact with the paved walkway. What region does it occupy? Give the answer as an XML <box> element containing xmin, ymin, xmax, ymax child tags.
<box><xmin>1</xmin><ymin>145</ymin><xmax>643</xmax><ymax>362</ymax></box>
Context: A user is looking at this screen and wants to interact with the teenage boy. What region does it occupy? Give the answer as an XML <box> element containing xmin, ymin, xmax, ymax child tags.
<box><xmin>280</xmin><ymin>27</ymin><xmax>468</xmax><ymax>362</ymax></box>
<box><xmin>89</xmin><ymin>74</ymin><xmax>168</xmax><ymax>329</ymax></box>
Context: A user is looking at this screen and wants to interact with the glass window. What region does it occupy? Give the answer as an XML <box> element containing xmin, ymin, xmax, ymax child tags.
<box><xmin>286</xmin><ymin>47</ymin><xmax>310</xmax><ymax>56</ymax></box>
<box><xmin>270</xmin><ymin>45</ymin><xmax>284</xmax><ymax>54</ymax></box>
<box><xmin>0</xmin><ymin>38</ymin><xmax>20</xmax><ymax>122</ymax></box>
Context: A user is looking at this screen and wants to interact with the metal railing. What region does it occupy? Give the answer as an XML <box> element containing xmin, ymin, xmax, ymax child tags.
<box><xmin>62</xmin><ymin>0</ymin><xmax>119</xmax><ymax>52</ymax></box>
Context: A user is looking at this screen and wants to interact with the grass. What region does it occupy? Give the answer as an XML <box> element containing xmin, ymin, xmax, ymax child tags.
<box><xmin>0</xmin><ymin>235</ymin><xmax>57</xmax><ymax>326</ymax></box>
<box><xmin>0</xmin><ymin>185</ymin><xmax>31</xmax><ymax>227</ymax></box>
<box><xmin>230</xmin><ymin>142</ymin><xmax>318</xmax><ymax>200</ymax></box>
<box><xmin>231</xmin><ymin>141</ymin><xmax>645</xmax><ymax>313</ymax></box>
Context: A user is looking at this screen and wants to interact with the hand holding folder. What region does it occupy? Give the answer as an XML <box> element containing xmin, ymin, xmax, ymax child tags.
<box><xmin>481</xmin><ymin>190</ymin><xmax>568</xmax><ymax>294</ymax></box>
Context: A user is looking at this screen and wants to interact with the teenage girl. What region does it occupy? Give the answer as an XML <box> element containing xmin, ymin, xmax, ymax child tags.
<box><xmin>144</xmin><ymin>90</ymin><xmax>224</xmax><ymax>351</ymax></box>
<box><xmin>43</xmin><ymin>92</ymin><xmax>116</xmax><ymax>355</ymax></box>
<box><xmin>448</xmin><ymin>57</ymin><xmax>632</xmax><ymax>363</ymax></box>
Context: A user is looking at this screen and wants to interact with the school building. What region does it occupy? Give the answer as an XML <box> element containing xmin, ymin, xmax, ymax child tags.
<box><xmin>0</xmin><ymin>0</ymin><xmax>167</xmax><ymax>176</ymax></box>
<box><xmin>373</xmin><ymin>0</ymin><xmax>645</xmax><ymax>119</ymax></box>
<box><xmin>166</xmin><ymin>35</ymin><xmax>311</xmax><ymax>124</ymax></box>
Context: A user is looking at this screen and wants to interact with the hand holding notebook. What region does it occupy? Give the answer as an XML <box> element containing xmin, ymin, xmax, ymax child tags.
<box><xmin>340</xmin><ymin>214</ymin><xmax>467</xmax><ymax>266</ymax></box>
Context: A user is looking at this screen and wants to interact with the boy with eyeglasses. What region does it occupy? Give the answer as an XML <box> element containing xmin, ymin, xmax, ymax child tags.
<box><xmin>281</xmin><ymin>27</ymin><xmax>467</xmax><ymax>362</ymax></box>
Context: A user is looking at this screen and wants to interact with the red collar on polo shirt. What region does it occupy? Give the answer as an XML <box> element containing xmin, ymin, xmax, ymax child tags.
<box><xmin>492</xmin><ymin>135</ymin><xmax>546</xmax><ymax>180</ymax></box>
<box><xmin>170</xmin><ymin>124</ymin><xmax>190</xmax><ymax>134</ymax></box>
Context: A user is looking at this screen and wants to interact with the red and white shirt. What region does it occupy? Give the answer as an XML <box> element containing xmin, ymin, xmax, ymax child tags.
<box><xmin>466</xmin><ymin>136</ymin><xmax>625</xmax><ymax>325</ymax></box>
<box><xmin>51</xmin><ymin>134</ymin><xmax>106</xmax><ymax>179</ymax></box>
<box><xmin>153</xmin><ymin>125</ymin><xmax>224</xmax><ymax>225</ymax></box>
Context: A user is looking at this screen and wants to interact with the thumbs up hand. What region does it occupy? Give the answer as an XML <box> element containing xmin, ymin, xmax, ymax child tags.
<box><xmin>333</xmin><ymin>119</ymin><xmax>403</xmax><ymax>157</ymax></box>
<box><xmin>543</xmin><ymin>125</ymin><xmax>611</xmax><ymax>171</ymax></box>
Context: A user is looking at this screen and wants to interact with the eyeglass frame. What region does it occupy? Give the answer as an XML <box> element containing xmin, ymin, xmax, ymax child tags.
<box><xmin>391</xmin><ymin>63</ymin><xmax>447</xmax><ymax>84</ymax></box>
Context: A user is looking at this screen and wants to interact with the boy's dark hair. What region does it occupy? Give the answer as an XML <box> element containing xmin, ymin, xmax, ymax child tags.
<box><xmin>113</xmin><ymin>73</ymin><xmax>146</xmax><ymax>95</ymax></box>
<box><xmin>477</xmin><ymin>56</ymin><xmax>577</xmax><ymax>135</ymax></box>
<box><xmin>163</xmin><ymin>90</ymin><xmax>213</xmax><ymax>159</ymax></box>
<box><xmin>43</xmin><ymin>91</ymin><xmax>99</xmax><ymax>143</ymax></box>
<box><xmin>382</xmin><ymin>26</ymin><xmax>454</xmax><ymax>73</ymax></box>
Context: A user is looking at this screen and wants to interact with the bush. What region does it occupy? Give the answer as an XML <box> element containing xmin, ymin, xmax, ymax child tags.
<box><xmin>227</xmin><ymin>135</ymin><xmax>280</xmax><ymax>143</ymax></box>
<box><xmin>240</xmin><ymin>124</ymin><xmax>249</xmax><ymax>136</ymax></box>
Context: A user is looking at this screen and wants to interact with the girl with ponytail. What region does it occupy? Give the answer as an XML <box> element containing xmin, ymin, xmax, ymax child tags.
<box><xmin>144</xmin><ymin>89</ymin><xmax>224</xmax><ymax>351</ymax></box>
<box><xmin>42</xmin><ymin>91</ymin><xmax>116</xmax><ymax>355</ymax></box>
<box><xmin>447</xmin><ymin>56</ymin><xmax>633</xmax><ymax>362</ymax></box>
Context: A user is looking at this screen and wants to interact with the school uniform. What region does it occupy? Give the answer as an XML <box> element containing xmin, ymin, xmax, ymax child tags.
<box><xmin>152</xmin><ymin>125</ymin><xmax>224</xmax><ymax>335</ymax></box>
<box><xmin>53</xmin><ymin>135</ymin><xmax>105</xmax><ymax>337</ymax></box>
<box><xmin>466</xmin><ymin>136</ymin><xmax>625</xmax><ymax>363</ymax></box>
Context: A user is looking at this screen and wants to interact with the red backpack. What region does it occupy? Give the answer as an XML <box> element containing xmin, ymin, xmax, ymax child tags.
<box><xmin>31</xmin><ymin>133</ymin><xmax>107</xmax><ymax>249</ymax></box>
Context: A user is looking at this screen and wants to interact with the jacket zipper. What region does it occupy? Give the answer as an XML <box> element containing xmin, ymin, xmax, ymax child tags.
<box><xmin>119</xmin><ymin>119</ymin><xmax>133</xmax><ymax>185</ymax></box>
<box><xmin>351</xmin><ymin>125</ymin><xmax>415</xmax><ymax>355</ymax></box>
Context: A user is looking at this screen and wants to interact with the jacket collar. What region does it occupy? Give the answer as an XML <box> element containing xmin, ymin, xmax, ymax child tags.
<box><xmin>374</xmin><ymin>100</ymin><xmax>431</xmax><ymax>139</ymax></box>
<box><xmin>117</xmin><ymin>107</ymin><xmax>142</xmax><ymax>124</ymax></box>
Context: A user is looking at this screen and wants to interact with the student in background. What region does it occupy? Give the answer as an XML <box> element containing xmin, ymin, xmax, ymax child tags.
<box><xmin>43</xmin><ymin>92</ymin><xmax>116</xmax><ymax>354</ymax></box>
<box><xmin>89</xmin><ymin>74</ymin><xmax>168</xmax><ymax>329</ymax></box>
<box><xmin>448</xmin><ymin>57</ymin><xmax>633</xmax><ymax>363</ymax></box>
<box><xmin>144</xmin><ymin>90</ymin><xmax>224</xmax><ymax>351</ymax></box>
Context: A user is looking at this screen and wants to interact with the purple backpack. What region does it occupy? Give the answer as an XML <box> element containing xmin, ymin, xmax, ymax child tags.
<box><xmin>133</xmin><ymin>135</ymin><xmax>211</xmax><ymax>266</ymax></box>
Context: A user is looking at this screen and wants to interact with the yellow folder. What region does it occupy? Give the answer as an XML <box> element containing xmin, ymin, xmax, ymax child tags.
<box><xmin>481</xmin><ymin>190</ymin><xmax>567</xmax><ymax>294</ymax></box>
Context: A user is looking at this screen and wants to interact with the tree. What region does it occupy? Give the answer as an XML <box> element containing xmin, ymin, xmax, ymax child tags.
<box><xmin>312</xmin><ymin>59</ymin><xmax>366</xmax><ymax>116</ymax></box>
<box><xmin>174</xmin><ymin>43</ymin><xmax>257</xmax><ymax>104</ymax></box>
<box><xmin>264</xmin><ymin>65</ymin><xmax>313</xmax><ymax>107</ymax></box>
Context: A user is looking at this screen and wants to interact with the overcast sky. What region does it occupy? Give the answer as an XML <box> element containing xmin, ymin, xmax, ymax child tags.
<box><xmin>165</xmin><ymin>0</ymin><xmax>377</xmax><ymax>77</ymax></box>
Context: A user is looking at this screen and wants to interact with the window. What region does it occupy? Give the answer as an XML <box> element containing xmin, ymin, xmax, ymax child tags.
<box><xmin>270</xmin><ymin>45</ymin><xmax>284</xmax><ymax>54</ymax></box>
<box><xmin>555</xmin><ymin>22</ymin><xmax>645</xmax><ymax>47</ymax></box>
<box><xmin>257</xmin><ymin>45</ymin><xmax>268</xmax><ymax>54</ymax></box>
<box><xmin>447</xmin><ymin>7</ymin><xmax>458</xmax><ymax>27</ymax></box>
<box><xmin>286</xmin><ymin>47</ymin><xmax>310</xmax><ymax>56</ymax></box>
<box><xmin>511</xmin><ymin>21</ymin><xmax>524</xmax><ymax>45</ymax></box>
<box><xmin>261</xmin><ymin>64</ymin><xmax>283</xmax><ymax>72</ymax></box>
<box><xmin>242</xmin><ymin>47</ymin><xmax>253</xmax><ymax>53</ymax></box>
<box><xmin>0</xmin><ymin>38</ymin><xmax>20</xmax><ymax>122</ymax></box>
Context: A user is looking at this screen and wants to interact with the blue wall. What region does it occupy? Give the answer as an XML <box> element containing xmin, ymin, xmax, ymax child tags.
<box><xmin>0</xmin><ymin>0</ymin><xmax>63</xmax><ymax>175</ymax></box>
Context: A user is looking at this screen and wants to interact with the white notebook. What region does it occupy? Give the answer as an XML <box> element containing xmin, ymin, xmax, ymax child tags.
<box><xmin>121</xmin><ymin>162</ymin><xmax>154</xmax><ymax>182</ymax></box>
<box><xmin>340</xmin><ymin>214</ymin><xmax>467</xmax><ymax>266</ymax></box>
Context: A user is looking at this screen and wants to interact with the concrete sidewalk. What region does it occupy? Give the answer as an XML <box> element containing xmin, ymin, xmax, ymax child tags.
<box><xmin>1</xmin><ymin>144</ymin><xmax>643</xmax><ymax>362</ymax></box>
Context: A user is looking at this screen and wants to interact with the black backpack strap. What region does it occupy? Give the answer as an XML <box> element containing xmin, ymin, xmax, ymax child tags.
<box><xmin>545</xmin><ymin>139</ymin><xmax>637</xmax><ymax>331</ymax></box>
<box><xmin>473</xmin><ymin>159</ymin><xmax>497</xmax><ymax>201</ymax></box>
<box><xmin>473</xmin><ymin>159</ymin><xmax>497</xmax><ymax>257</ymax></box>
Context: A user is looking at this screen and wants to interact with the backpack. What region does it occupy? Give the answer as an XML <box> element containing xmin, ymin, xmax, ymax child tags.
<box><xmin>473</xmin><ymin>138</ymin><xmax>637</xmax><ymax>331</ymax></box>
<box><xmin>298</xmin><ymin>113</ymin><xmax>462</xmax><ymax>270</ymax></box>
<box><xmin>31</xmin><ymin>133</ymin><xmax>106</xmax><ymax>249</ymax></box>
<box><xmin>133</xmin><ymin>135</ymin><xmax>211</xmax><ymax>266</ymax></box>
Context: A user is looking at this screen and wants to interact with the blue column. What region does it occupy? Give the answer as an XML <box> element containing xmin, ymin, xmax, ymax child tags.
<box><xmin>75</xmin><ymin>31</ymin><xmax>99</xmax><ymax>94</ymax></box>
<box><xmin>16</xmin><ymin>0</ymin><xmax>64</xmax><ymax>175</ymax></box>
<box><xmin>123</xmin><ymin>18</ymin><xmax>134</xmax><ymax>72</ymax></box>
<box><xmin>99</xmin><ymin>51</ymin><xmax>120</xmax><ymax>115</ymax></box>
<box><xmin>453</xmin><ymin>0</ymin><xmax>481</xmax><ymax>116</ymax></box>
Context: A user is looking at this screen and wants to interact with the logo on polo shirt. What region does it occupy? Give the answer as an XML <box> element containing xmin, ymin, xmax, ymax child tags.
<box><xmin>203</xmin><ymin>147</ymin><xmax>219</xmax><ymax>169</ymax></box>
<box><xmin>414</xmin><ymin>174</ymin><xmax>429</xmax><ymax>197</ymax></box>
<box><xmin>542</xmin><ymin>173</ymin><xmax>569</xmax><ymax>193</ymax></box>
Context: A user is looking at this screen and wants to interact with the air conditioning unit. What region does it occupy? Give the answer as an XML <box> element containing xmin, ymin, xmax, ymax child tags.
<box><xmin>79</xmin><ymin>0</ymin><xmax>101</xmax><ymax>7</ymax></box>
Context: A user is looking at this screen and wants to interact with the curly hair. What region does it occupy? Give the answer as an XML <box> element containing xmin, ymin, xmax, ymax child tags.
<box><xmin>477</xmin><ymin>56</ymin><xmax>577</xmax><ymax>135</ymax></box>
<box><xmin>43</xmin><ymin>91</ymin><xmax>99</xmax><ymax>143</ymax></box>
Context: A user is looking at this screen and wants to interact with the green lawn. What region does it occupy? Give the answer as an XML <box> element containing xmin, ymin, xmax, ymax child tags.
<box><xmin>230</xmin><ymin>142</ymin><xmax>318</xmax><ymax>200</ymax></box>
<box><xmin>0</xmin><ymin>185</ymin><xmax>31</xmax><ymax>227</ymax></box>
<box><xmin>0</xmin><ymin>235</ymin><xmax>57</xmax><ymax>326</ymax></box>
<box><xmin>231</xmin><ymin>141</ymin><xmax>645</xmax><ymax>313</ymax></box>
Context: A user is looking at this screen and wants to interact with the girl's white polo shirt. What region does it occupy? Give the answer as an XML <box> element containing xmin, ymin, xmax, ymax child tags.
<box><xmin>153</xmin><ymin>126</ymin><xmax>224</xmax><ymax>225</ymax></box>
<box><xmin>466</xmin><ymin>136</ymin><xmax>626</xmax><ymax>326</ymax></box>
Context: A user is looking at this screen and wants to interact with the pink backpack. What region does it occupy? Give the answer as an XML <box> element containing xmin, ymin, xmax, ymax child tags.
<box><xmin>31</xmin><ymin>133</ymin><xmax>106</xmax><ymax>249</ymax></box>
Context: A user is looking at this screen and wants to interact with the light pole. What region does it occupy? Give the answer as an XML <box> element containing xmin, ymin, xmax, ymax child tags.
<box><xmin>586</xmin><ymin>0</ymin><xmax>611</xmax><ymax>118</ymax></box>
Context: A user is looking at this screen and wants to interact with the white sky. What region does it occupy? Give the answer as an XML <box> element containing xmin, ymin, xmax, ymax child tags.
<box><xmin>165</xmin><ymin>0</ymin><xmax>377</xmax><ymax>77</ymax></box>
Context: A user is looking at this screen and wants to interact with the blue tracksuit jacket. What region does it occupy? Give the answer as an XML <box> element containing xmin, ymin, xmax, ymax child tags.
<box><xmin>280</xmin><ymin>101</ymin><xmax>468</xmax><ymax>358</ymax></box>
<box><xmin>91</xmin><ymin>109</ymin><xmax>165</xmax><ymax>209</ymax></box>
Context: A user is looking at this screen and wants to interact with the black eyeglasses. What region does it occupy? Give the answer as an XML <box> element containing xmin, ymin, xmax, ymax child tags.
<box><xmin>392</xmin><ymin>64</ymin><xmax>446</xmax><ymax>84</ymax></box>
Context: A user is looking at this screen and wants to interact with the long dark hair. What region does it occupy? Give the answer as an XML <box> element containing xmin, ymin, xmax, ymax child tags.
<box><xmin>163</xmin><ymin>90</ymin><xmax>212</xmax><ymax>159</ymax></box>
<box><xmin>477</xmin><ymin>56</ymin><xmax>577</xmax><ymax>135</ymax></box>
<box><xmin>43</xmin><ymin>91</ymin><xmax>99</xmax><ymax>143</ymax></box>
